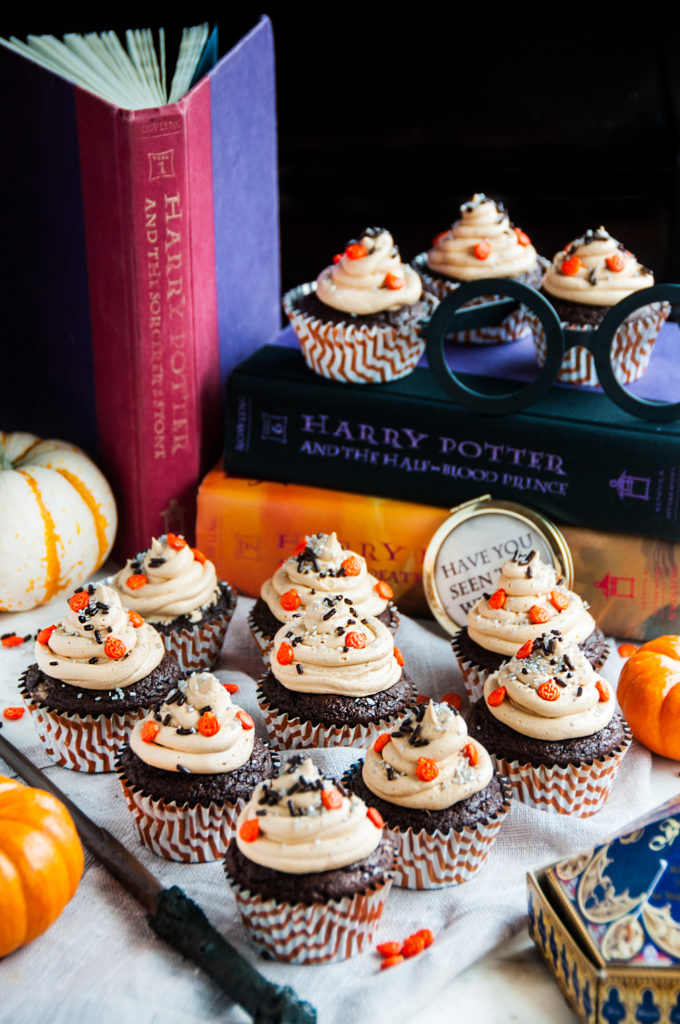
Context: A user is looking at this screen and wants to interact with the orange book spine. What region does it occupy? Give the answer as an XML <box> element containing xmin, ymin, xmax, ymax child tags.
<box><xmin>197</xmin><ymin>466</ymin><xmax>680</xmax><ymax>639</ymax></box>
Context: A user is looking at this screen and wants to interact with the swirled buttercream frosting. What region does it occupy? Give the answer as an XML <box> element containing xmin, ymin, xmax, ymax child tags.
<box><xmin>426</xmin><ymin>193</ymin><xmax>539</xmax><ymax>281</ymax></box>
<box><xmin>362</xmin><ymin>701</ymin><xmax>493</xmax><ymax>810</ymax></box>
<box><xmin>467</xmin><ymin>550</ymin><xmax>594</xmax><ymax>657</ymax></box>
<box><xmin>543</xmin><ymin>227</ymin><xmax>654</xmax><ymax>307</ymax></box>
<box><xmin>34</xmin><ymin>583</ymin><xmax>164</xmax><ymax>689</ymax></box>
<box><xmin>270</xmin><ymin>595</ymin><xmax>401</xmax><ymax>697</ymax></box>
<box><xmin>316</xmin><ymin>227</ymin><xmax>422</xmax><ymax>315</ymax></box>
<box><xmin>483</xmin><ymin>632</ymin><xmax>616</xmax><ymax>741</ymax></box>
<box><xmin>235</xmin><ymin>755</ymin><xmax>383</xmax><ymax>873</ymax></box>
<box><xmin>129</xmin><ymin>671</ymin><xmax>254</xmax><ymax>773</ymax></box>
<box><xmin>260</xmin><ymin>532</ymin><xmax>391</xmax><ymax>624</ymax></box>
<box><xmin>112</xmin><ymin>534</ymin><xmax>220</xmax><ymax>623</ymax></box>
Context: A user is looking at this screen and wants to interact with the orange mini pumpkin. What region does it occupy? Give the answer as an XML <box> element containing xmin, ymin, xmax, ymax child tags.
<box><xmin>617</xmin><ymin>635</ymin><xmax>680</xmax><ymax>760</ymax></box>
<box><xmin>0</xmin><ymin>775</ymin><xmax>84</xmax><ymax>957</ymax></box>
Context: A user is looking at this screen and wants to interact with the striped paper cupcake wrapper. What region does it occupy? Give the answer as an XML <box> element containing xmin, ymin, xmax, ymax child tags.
<box><xmin>455</xmin><ymin>657</ymin><xmax>489</xmax><ymax>704</ymax></box>
<box><xmin>160</xmin><ymin>584</ymin><xmax>237</xmax><ymax>672</ymax></box>
<box><xmin>22</xmin><ymin>699</ymin><xmax>147</xmax><ymax>773</ymax></box>
<box><xmin>387</xmin><ymin>775</ymin><xmax>513</xmax><ymax>889</ymax></box>
<box><xmin>283</xmin><ymin>284</ymin><xmax>433</xmax><ymax>384</ymax></box>
<box><xmin>226</xmin><ymin>873</ymin><xmax>393</xmax><ymax>964</ymax></box>
<box><xmin>495</xmin><ymin>726</ymin><xmax>632</xmax><ymax>817</ymax></box>
<box><xmin>413</xmin><ymin>255</ymin><xmax>537</xmax><ymax>345</ymax></box>
<box><xmin>116</xmin><ymin>773</ymin><xmax>243</xmax><ymax>863</ymax></box>
<box><xmin>531</xmin><ymin>304</ymin><xmax>669</xmax><ymax>386</ymax></box>
<box><xmin>246</xmin><ymin>606</ymin><xmax>275</xmax><ymax>660</ymax></box>
<box><xmin>257</xmin><ymin>686</ymin><xmax>405</xmax><ymax>751</ymax></box>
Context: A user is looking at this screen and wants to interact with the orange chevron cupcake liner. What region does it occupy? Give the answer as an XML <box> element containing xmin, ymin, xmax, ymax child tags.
<box><xmin>257</xmin><ymin>685</ymin><xmax>406</xmax><ymax>751</ymax></box>
<box><xmin>283</xmin><ymin>284</ymin><xmax>433</xmax><ymax>384</ymax></box>
<box><xmin>495</xmin><ymin>726</ymin><xmax>632</xmax><ymax>817</ymax></box>
<box><xmin>226</xmin><ymin>872</ymin><xmax>393</xmax><ymax>964</ymax></box>
<box><xmin>116</xmin><ymin>771</ymin><xmax>243</xmax><ymax>862</ymax></box>
<box><xmin>158</xmin><ymin>584</ymin><xmax>237</xmax><ymax>672</ymax></box>
<box><xmin>386</xmin><ymin>774</ymin><xmax>513</xmax><ymax>889</ymax></box>
<box><xmin>531</xmin><ymin>304</ymin><xmax>669</xmax><ymax>386</ymax></box>
<box><xmin>22</xmin><ymin>699</ymin><xmax>146</xmax><ymax>772</ymax></box>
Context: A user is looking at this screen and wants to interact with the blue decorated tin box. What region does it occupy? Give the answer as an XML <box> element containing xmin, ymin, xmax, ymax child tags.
<box><xmin>527</xmin><ymin>794</ymin><xmax>680</xmax><ymax>1023</ymax></box>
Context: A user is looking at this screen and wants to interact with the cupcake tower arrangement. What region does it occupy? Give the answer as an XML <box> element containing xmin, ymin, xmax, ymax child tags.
<box><xmin>284</xmin><ymin>198</ymin><xmax>666</xmax><ymax>387</ymax></box>
<box><xmin>11</xmin><ymin>512</ymin><xmax>633</xmax><ymax>965</ymax></box>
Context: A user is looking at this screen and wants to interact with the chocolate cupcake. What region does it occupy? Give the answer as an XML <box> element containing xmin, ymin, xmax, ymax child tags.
<box><xmin>20</xmin><ymin>583</ymin><xmax>180</xmax><ymax>772</ymax></box>
<box><xmin>413</xmin><ymin>193</ymin><xmax>548</xmax><ymax>344</ymax></box>
<box><xmin>466</xmin><ymin>632</ymin><xmax>631</xmax><ymax>816</ymax></box>
<box><xmin>283</xmin><ymin>227</ymin><xmax>436</xmax><ymax>383</ymax></box>
<box><xmin>453</xmin><ymin>549</ymin><xmax>608</xmax><ymax>702</ymax></box>
<box><xmin>346</xmin><ymin>700</ymin><xmax>511</xmax><ymax>888</ymax></box>
<box><xmin>117</xmin><ymin>671</ymin><xmax>276</xmax><ymax>862</ymax></box>
<box><xmin>536</xmin><ymin>227</ymin><xmax>669</xmax><ymax>385</ymax></box>
<box><xmin>224</xmin><ymin>755</ymin><xmax>395</xmax><ymax>963</ymax></box>
<box><xmin>111</xmin><ymin>533</ymin><xmax>237</xmax><ymax>671</ymax></box>
<box><xmin>257</xmin><ymin>593</ymin><xmax>413</xmax><ymax>750</ymax></box>
<box><xmin>248</xmin><ymin>531</ymin><xmax>398</xmax><ymax>657</ymax></box>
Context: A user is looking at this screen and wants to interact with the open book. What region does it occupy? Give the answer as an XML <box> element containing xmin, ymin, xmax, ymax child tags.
<box><xmin>0</xmin><ymin>24</ymin><xmax>217</xmax><ymax>109</ymax></box>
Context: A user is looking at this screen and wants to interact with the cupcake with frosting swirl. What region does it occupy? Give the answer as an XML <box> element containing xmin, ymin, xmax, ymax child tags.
<box><xmin>467</xmin><ymin>632</ymin><xmax>631</xmax><ymax>816</ymax></box>
<box><xmin>111</xmin><ymin>532</ymin><xmax>237</xmax><ymax>671</ymax></box>
<box><xmin>347</xmin><ymin>700</ymin><xmax>511</xmax><ymax>888</ymax></box>
<box><xmin>283</xmin><ymin>226</ymin><xmax>437</xmax><ymax>383</ymax></box>
<box><xmin>256</xmin><ymin>590</ymin><xmax>413</xmax><ymax>749</ymax></box>
<box><xmin>453</xmin><ymin>549</ymin><xmax>608</xmax><ymax>702</ymax></box>
<box><xmin>248</xmin><ymin>530</ymin><xmax>399</xmax><ymax>656</ymax></box>
<box><xmin>535</xmin><ymin>227</ymin><xmax>669</xmax><ymax>385</ymax></box>
<box><xmin>413</xmin><ymin>193</ymin><xmax>548</xmax><ymax>344</ymax></box>
<box><xmin>224</xmin><ymin>755</ymin><xmax>395</xmax><ymax>963</ymax></box>
<box><xmin>116</xmin><ymin>671</ymin><xmax>276</xmax><ymax>861</ymax></box>
<box><xmin>20</xmin><ymin>582</ymin><xmax>182</xmax><ymax>771</ymax></box>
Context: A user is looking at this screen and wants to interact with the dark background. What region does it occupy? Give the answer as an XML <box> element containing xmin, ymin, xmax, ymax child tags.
<box><xmin>3</xmin><ymin>8</ymin><xmax>679</xmax><ymax>289</ymax></box>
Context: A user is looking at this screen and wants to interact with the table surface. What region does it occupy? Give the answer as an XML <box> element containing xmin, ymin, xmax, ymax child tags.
<box><xmin>1</xmin><ymin>573</ymin><xmax>678</xmax><ymax>1024</ymax></box>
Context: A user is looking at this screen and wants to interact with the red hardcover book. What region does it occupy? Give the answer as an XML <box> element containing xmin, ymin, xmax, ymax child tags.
<box><xmin>1</xmin><ymin>19</ymin><xmax>280</xmax><ymax>557</ymax></box>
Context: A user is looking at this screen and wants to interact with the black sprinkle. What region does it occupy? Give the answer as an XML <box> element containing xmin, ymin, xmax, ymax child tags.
<box><xmin>576</xmin><ymin>686</ymin><xmax>583</xmax><ymax>697</ymax></box>
<box><xmin>296</xmin><ymin>664</ymin><xmax>304</xmax><ymax>675</ymax></box>
<box><xmin>322</xmin><ymin>608</ymin><xmax>336</xmax><ymax>621</ymax></box>
<box><xmin>176</xmin><ymin>726</ymin><xmax>195</xmax><ymax>735</ymax></box>
<box><xmin>88</xmin><ymin>657</ymin><xmax>98</xmax><ymax>664</ymax></box>
<box><xmin>177</xmin><ymin>764</ymin><xmax>191</xmax><ymax>774</ymax></box>
<box><xmin>49</xmin><ymin>661</ymin><xmax>58</xmax><ymax>666</ymax></box>
<box><xmin>94</xmin><ymin>630</ymin><xmax>103</xmax><ymax>644</ymax></box>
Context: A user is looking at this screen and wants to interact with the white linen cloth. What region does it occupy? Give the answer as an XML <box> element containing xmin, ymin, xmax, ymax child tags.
<box><xmin>0</xmin><ymin>595</ymin><xmax>653</xmax><ymax>1024</ymax></box>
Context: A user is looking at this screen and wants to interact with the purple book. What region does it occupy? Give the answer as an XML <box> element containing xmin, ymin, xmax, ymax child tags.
<box><xmin>0</xmin><ymin>18</ymin><xmax>280</xmax><ymax>557</ymax></box>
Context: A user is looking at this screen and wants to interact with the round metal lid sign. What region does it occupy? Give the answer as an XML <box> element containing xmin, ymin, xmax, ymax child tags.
<box><xmin>423</xmin><ymin>495</ymin><xmax>573</xmax><ymax>637</ymax></box>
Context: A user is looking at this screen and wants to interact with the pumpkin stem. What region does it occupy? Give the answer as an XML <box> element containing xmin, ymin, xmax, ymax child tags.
<box><xmin>0</xmin><ymin>446</ymin><xmax>13</xmax><ymax>471</ymax></box>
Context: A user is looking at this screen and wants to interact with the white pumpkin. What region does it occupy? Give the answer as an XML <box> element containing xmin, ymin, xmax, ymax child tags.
<box><xmin>0</xmin><ymin>432</ymin><xmax>117</xmax><ymax>611</ymax></box>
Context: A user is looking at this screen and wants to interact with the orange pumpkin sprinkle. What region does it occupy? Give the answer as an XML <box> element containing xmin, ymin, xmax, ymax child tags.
<box><xmin>366</xmin><ymin>807</ymin><xmax>384</xmax><ymax>828</ymax></box>
<box><xmin>236</xmin><ymin>709</ymin><xmax>255</xmax><ymax>730</ymax></box>
<box><xmin>127</xmin><ymin>611</ymin><xmax>144</xmax><ymax>628</ymax></box>
<box><xmin>104</xmin><ymin>636</ymin><xmax>126</xmax><ymax>660</ymax></box>
<box><xmin>384</xmin><ymin>272</ymin><xmax>404</xmax><ymax>290</ymax></box>
<box><xmin>1</xmin><ymin>635</ymin><xmax>24</xmax><ymax>647</ymax></box>
<box><xmin>141</xmin><ymin>721</ymin><xmax>160</xmax><ymax>743</ymax></box>
<box><xmin>341</xmin><ymin>555</ymin><xmax>361</xmax><ymax>577</ymax></box>
<box><xmin>68</xmin><ymin>591</ymin><xmax>89</xmax><ymax>613</ymax></box>
<box><xmin>529</xmin><ymin>605</ymin><xmax>551</xmax><ymax>624</ymax></box>
<box><xmin>166</xmin><ymin>533</ymin><xmax>187</xmax><ymax>549</ymax></box>
<box><xmin>416</xmin><ymin>757</ymin><xmax>439</xmax><ymax>782</ymax></box>
<box><xmin>198</xmin><ymin>712</ymin><xmax>220</xmax><ymax>737</ymax></box>
<box><xmin>516</xmin><ymin>639</ymin><xmax>534</xmax><ymax>659</ymax></box>
<box><xmin>126</xmin><ymin>574</ymin><xmax>148</xmax><ymax>590</ymax></box>
<box><xmin>223</xmin><ymin>682</ymin><xmax>239</xmax><ymax>694</ymax></box>
<box><xmin>442</xmin><ymin>692</ymin><xmax>462</xmax><ymax>710</ymax></box>
<box><xmin>618</xmin><ymin>643</ymin><xmax>638</xmax><ymax>658</ymax></box>
<box><xmin>277</xmin><ymin>641</ymin><xmax>294</xmax><ymax>665</ymax></box>
<box><xmin>345</xmin><ymin>631</ymin><xmax>367</xmax><ymax>649</ymax></box>
<box><xmin>538</xmin><ymin>680</ymin><xmax>560</xmax><ymax>702</ymax></box>
<box><xmin>3</xmin><ymin>707</ymin><xmax>25</xmax><ymax>720</ymax></box>
<box><xmin>394</xmin><ymin>647</ymin><xmax>405</xmax><ymax>667</ymax></box>
<box><xmin>321</xmin><ymin>789</ymin><xmax>343</xmax><ymax>810</ymax></box>
<box><xmin>463</xmin><ymin>743</ymin><xmax>478</xmax><ymax>766</ymax></box>
<box><xmin>37</xmin><ymin>625</ymin><xmax>57</xmax><ymax>645</ymax></box>
<box><xmin>488</xmin><ymin>588</ymin><xmax>506</xmax><ymax>609</ymax></box>
<box><xmin>487</xmin><ymin>686</ymin><xmax>507</xmax><ymax>707</ymax></box>
<box><xmin>239</xmin><ymin>819</ymin><xmax>260</xmax><ymax>842</ymax></box>
<box><xmin>373</xmin><ymin>733</ymin><xmax>391</xmax><ymax>753</ymax></box>
<box><xmin>280</xmin><ymin>589</ymin><xmax>301</xmax><ymax>611</ymax></box>
<box><xmin>191</xmin><ymin>547</ymin><xmax>207</xmax><ymax>564</ymax></box>
<box><xmin>375</xmin><ymin>580</ymin><xmax>394</xmax><ymax>600</ymax></box>
<box><xmin>596</xmin><ymin>680</ymin><xmax>610</xmax><ymax>702</ymax></box>
<box><xmin>550</xmin><ymin>590</ymin><xmax>569</xmax><ymax>611</ymax></box>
